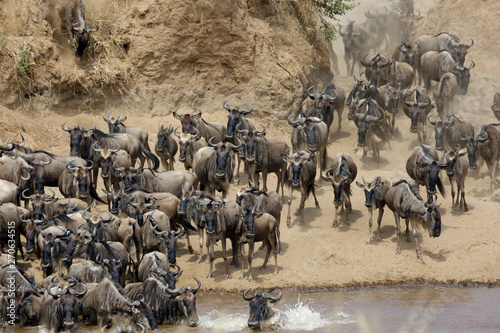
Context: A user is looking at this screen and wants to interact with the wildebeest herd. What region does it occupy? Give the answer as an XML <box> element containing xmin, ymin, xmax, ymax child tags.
<box><xmin>1</xmin><ymin>0</ymin><xmax>500</xmax><ymax>331</ymax></box>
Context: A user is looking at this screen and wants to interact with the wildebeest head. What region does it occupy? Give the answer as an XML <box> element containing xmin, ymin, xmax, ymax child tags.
<box><xmin>18</xmin><ymin>290</ymin><xmax>43</xmax><ymax>326</ymax></box>
<box><xmin>223</xmin><ymin>100</ymin><xmax>253</xmax><ymax>139</ymax></box>
<box><xmin>397</xmin><ymin>11</ymin><xmax>421</xmax><ymax>42</ymax></box>
<box><xmin>66</xmin><ymin>161</ymin><xmax>93</xmax><ymax>199</ymax></box>
<box><xmin>173</xmin><ymin>278</ymin><xmax>201</xmax><ymax>327</ymax></box>
<box><xmin>102</xmin><ymin>186</ymin><xmax>123</xmax><ymax>214</ymax></box>
<box><xmin>464</xmin><ymin>124</ymin><xmax>495</xmax><ymax>170</ymax></box>
<box><xmin>356</xmin><ymin>177</ymin><xmax>384</xmax><ymax>208</ymax></box>
<box><xmin>61</xmin><ymin>121</ymin><xmax>95</xmax><ymax>157</ymax></box>
<box><xmin>243</xmin><ymin>288</ymin><xmax>282</xmax><ymax>330</ymax></box>
<box><xmin>347</xmin><ymin>75</ymin><xmax>369</xmax><ymax>106</ymax></box>
<box><xmin>157</xmin><ymin>123</ymin><xmax>175</xmax><ymax>151</ymax></box>
<box><xmin>103</xmin><ymin>111</ymin><xmax>126</xmax><ymax>133</ymax></box>
<box><xmin>46</xmin><ymin>276</ymin><xmax>87</xmax><ymax>329</ymax></box>
<box><xmin>326</xmin><ymin>161</ymin><xmax>353</xmax><ymax>207</ymax></box>
<box><xmin>287</xmin><ymin>112</ymin><xmax>324</xmax><ymax>152</ymax></box>
<box><xmin>21</xmin><ymin>213</ymin><xmax>44</xmax><ymax>255</ymax></box>
<box><xmin>208</xmin><ymin>138</ymin><xmax>242</xmax><ymax>179</ymax></box>
<box><xmin>196</xmin><ymin>197</ymin><xmax>224</xmax><ymax>235</ymax></box>
<box><xmin>93</xmin><ymin>145</ymin><xmax>119</xmax><ymax>180</ymax></box>
<box><xmin>282</xmin><ymin>149</ymin><xmax>314</xmax><ymax>187</ymax></box>
<box><xmin>150</xmin><ymin>218</ymin><xmax>184</xmax><ymax>266</ymax></box>
<box><xmin>403</xmin><ymin>90</ymin><xmax>432</xmax><ymax>133</ymax></box>
<box><xmin>339</xmin><ymin>21</ymin><xmax>361</xmax><ymax>61</ymax></box>
<box><xmin>424</xmin><ymin>199</ymin><xmax>442</xmax><ymax>238</ymax></box>
<box><xmin>82</xmin><ymin>207</ymin><xmax>113</xmax><ymax>240</ymax></box>
<box><xmin>385</xmin><ymin>84</ymin><xmax>401</xmax><ymax>114</ymax></box>
<box><xmin>397</xmin><ymin>42</ymin><xmax>419</xmax><ymax>67</ymax></box>
<box><xmin>361</xmin><ymin>53</ymin><xmax>391</xmax><ymax>88</ymax></box>
<box><xmin>450</xmin><ymin>39</ymin><xmax>473</xmax><ymax>67</ymax></box>
<box><xmin>130</xmin><ymin>197</ymin><xmax>156</xmax><ymax>227</ymax></box>
<box><xmin>354</xmin><ymin>113</ymin><xmax>383</xmax><ymax>148</ymax></box>
<box><xmin>307</xmin><ymin>85</ymin><xmax>338</xmax><ymax>119</ymax></box>
<box><xmin>62</xmin><ymin>225</ymin><xmax>91</xmax><ymax>265</ymax></box>
<box><xmin>72</xmin><ymin>21</ymin><xmax>98</xmax><ymax>57</ymax></box>
<box><xmin>237</xmin><ymin>206</ymin><xmax>263</xmax><ymax>240</ymax></box>
<box><xmin>22</xmin><ymin>188</ymin><xmax>54</xmax><ymax>221</ymax></box>
<box><xmin>174</xmin><ymin>127</ymin><xmax>200</xmax><ymax>162</ymax></box>
<box><xmin>0</xmin><ymin>135</ymin><xmax>33</xmax><ymax>154</ymax></box>
<box><xmin>454</xmin><ymin>61</ymin><xmax>475</xmax><ymax>95</ymax></box>
<box><xmin>26</xmin><ymin>159</ymin><xmax>51</xmax><ymax>194</ymax></box>
<box><xmin>41</xmin><ymin>235</ymin><xmax>55</xmax><ymax>277</ymax></box>
<box><xmin>117</xmin><ymin>163</ymin><xmax>143</xmax><ymax>190</ymax></box>
<box><xmin>417</xmin><ymin>155</ymin><xmax>447</xmax><ymax>198</ymax></box>
<box><xmin>173</xmin><ymin>107</ymin><xmax>202</xmax><ymax>135</ymax></box>
<box><xmin>240</xmin><ymin>125</ymin><xmax>266</xmax><ymax>164</ymax></box>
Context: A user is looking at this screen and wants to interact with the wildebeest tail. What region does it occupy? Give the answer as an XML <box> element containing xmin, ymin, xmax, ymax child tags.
<box><xmin>322</xmin><ymin>147</ymin><xmax>328</xmax><ymax>172</ymax></box>
<box><xmin>89</xmin><ymin>182</ymin><xmax>106</xmax><ymax>204</ymax></box>
<box><xmin>305</xmin><ymin>182</ymin><xmax>315</xmax><ymax>200</ymax></box>
<box><xmin>140</xmin><ymin>143</ymin><xmax>160</xmax><ymax>171</ymax></box>
<box><xmin>436</xmin><ymin>176</ymin><xmax>446</xmax><ymax>198</ymax></box>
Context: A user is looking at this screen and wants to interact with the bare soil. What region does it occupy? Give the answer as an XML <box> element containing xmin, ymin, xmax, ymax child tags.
<box><xmin>2</xmin><ymin>0</ymin><xmax>500</xmax><ymax>293</ymax></box>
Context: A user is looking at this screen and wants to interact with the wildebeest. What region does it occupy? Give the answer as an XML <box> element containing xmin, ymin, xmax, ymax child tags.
<box><xmin>223</xmin><ymin>99</ymin><xmax>255</xmax><ymax>141</ymax></box>
<box><xmin>174</xmin><ymin>127</ymin><xmax>207</xmax><ymax>170</ymax></box>
<box><xmin>374</xmin><ymin>83</ymin><xmax>402</xmax><ymax>129</ymax></box>
<box><xmin>492</xmin><ymin>93</ymin><xmax>500</xmax><ymax>121</ymax></box>
<box><xmin>236</xmin><ymin>185</ymin><xmax>283</xmax><ymax>255</ymax></box>
<box><xmin>236</xmin><ymin>124</ymin><xmax>289</xmax><ymax>196</ymax></box>
<box><xmin>361</xmin><ymin>53</ymin><xmax>392</xmax><ymax>88</ymax></box>
<box><xmin>155</xmin><ymin>124</ymin><xmax>178</xmax><ymax>171</ymax></box>
<box><xmin>396</xmin><ymin>9</ymin><xmax>422</xmax><ymax>43</ymax></box>
<box><xmin>443</xmin><ymin>147</ymin><xmax>469</xmax><ymax>211</ymax></box>
<box><xmin>287</xmin><ymin>112</ymin><xmax>328</xmax><ymax>179</ymax></box>
<box><xmin>137</xmin><ymin>251</ymin><xmax>175</xmax><ymax>282</ymax></box>
<box><xmin>433</xmin><ymin>73</ymin><xmax>459</xmax><ymax>117</ymax></box>
<box><xmin>339</xmin><ymin>20</ymin><xmax>378</xmax><ymax>76</ymax></box>
<box><xmin>93</xmin><ymin>146</ymin><xmax>131</xmax><ymax>191</ymax></box>
<box><xmin>58</xmin><ymin>160</ymin><xmax>100</xmax><ymax>206</ymax></box>
<box><xmin>301</xmin><ymin>84</ymin><xmax>346</xmax><ymax>134</ymax></box>
<box><xmin>116</xmin><ymin>164</ymin><xmax>196</xmax><ymax>198</ymax></box>
<box><xmin>52</xmin><ymin>0</ymin><xmax>98</xmax><ymax>57</ymax></box>
<box><xmin>384</xmin><ymin>179</ymin><xmax>442</xmax><ymax>258</ymax></box>
<box><xmin>428</xmin><ymin>114</ymin><xmax>474</xmax><ymax>151</ymax></box>
<box><xmin>0</xmin><ymin>153</ymin><xmax>32</xmax><ymax>193</ymax></box>
<box><xmin>406</xmin><ymin>145</ymin><xmax>447</xmax><ymax>202</ymax></box>
<box><xmin>39</xmin><ymin>276</ymin><xmax>87</xmax><ymax>331</ymax></box>
<box><xmin>356</xmin><ymin>177</ymin><xmax>391</xmax><ymax>244</ymax></box>
<box><xmin>402</xmin><ymin>87</ymin><xmax>433</xmax><ymax>143</ymax></box>
<box><xmin>0</xmin><ymin>135</ymin><xmax>33</xmax><ymax>154</ymax></box>
<box><xmin>393</xmin><ymin>42</ymin><xmax>420</xmax><ymax>69</ymax></box>
<box><xmin>196</xmin><ymin>197</ymin><xmax>240</xmax><ymax>279</ymax></box>
<box><xmin>192</xmin><ymin>140</ymin><xmax>242</xmax><ymax>198</ymax></box>
<box><xmin>414</xmin><ymin>33</ymin><xmax>472</xmax><ymax>71</ymax></box>
<box><xmin>81</xmin><ymin>278</ymin><xmax>154</xmax><ymax>330</ymax></box>
<box><xmin>0</xmin><ymin>179</ymin><xmax>20</xmax><ymax>205</ymax></box>
<box><xmin>243</xmin><ymin>288</ymin><xmax>282</xmax><ymax>330</ymax></box>
<box><xmin>103</xmin><ymin>111</ymin><xmax>151</xmax><ymax>152</ymax></box>
<box><xmin>420</xmin><ymin>50</ymin><xmax>474</xmax><ymax>94</ymax></box>
<box><xmin>464</xmin><ymin>123</ymin><xmax>500</xmax><ymax>189</ymax></box>
<box><xmin>325</xmin><ymin>153</ymin><xmax>358</xmax><ymax>228</ymax></box>
<box><xmin>237</xmin><ymin>208</ymin><xmax>278</xmax><ymax>282</ymax></box>
<box><xmin>0</xmin><ymin>201</ymin><xmax>28</xmax><ymax>260</ymax></box>
<box><xmin>173</xmin><ymin>107</ymin><xmax>226</xmax><ymax>143</ymax></box>
<box><xmin>125</xmin><ymin>276</ymin><xmax>201</xmax><ymax>326</ymax></box>
<box><xmin>282</xmin><ymin>149</ymin><xmax>319</xmax><ymax>227</ymax></box>
<box><xmin>41</xmin><ymin>226</ymin><xmax>73</xmax><ymax>277</ymax></box>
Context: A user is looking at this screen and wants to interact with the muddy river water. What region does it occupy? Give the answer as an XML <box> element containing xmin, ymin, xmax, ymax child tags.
<box><xmin>8</xmin><ymin>286</ymin><xmax>500</xmax><ymax>332</ymax></box>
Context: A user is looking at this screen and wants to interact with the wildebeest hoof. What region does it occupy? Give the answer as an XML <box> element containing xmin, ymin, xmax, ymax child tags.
<box><xmin>279</xmin><ymin>251</ymin><xmax>284</xmax><ymax>256</ymax></box>
<box><xmin>248</xmin><ymin>278</ymin><xmax>253</xmax><ymax>282</ymax></box>
<box><xmin>239</xmin><ymin>275</ymin><xmax>244</xmax><ymax>280</ymax></box>
<box><xmin>227</xmin><ymin>275</ymin><xmax>232</xmax><ymax>279</ymax></box>
<box><xmin>188</xmin><ymin>247</ymin><xmax>194</xmax><ymax>254</ymax></box>
<box><xmin>417</xmin><ymin>253</ymin><xmax>422</xmax><ymax>259</ymax></box>
<box><xmin>286</xmin><ymin>221</ymin><xmax>291</xmax><ymax>227</ymax></box>
<box><xmin>366</xmin><ymin>239</ymin><xmax>371</xmax><ymax>245</ymax></box>
<box><xmin>299</xmin><ymin>222</ymin><xmax>304</xmax><ymax>226</ymax></box>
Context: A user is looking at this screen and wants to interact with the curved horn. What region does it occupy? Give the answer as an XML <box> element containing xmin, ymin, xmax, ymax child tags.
<box><xmin>262</xmin><ymin>289</ymin><xmax>282</xmax><ymax>303</ymax></box>
<box><xmin>227</xmin><ymin>138</ymin><xmax>243</xmax><ymax>150</ymax></box>
<box><xmin>101</xmin><ymin>210</ymin><xmax>113</xmax><ymax>222</ymax></box>
<box><xmin>287</xmin><ymin>113</ymin><xmax>303</xmax><ymax>127</ymax></box>
<box><xmin>467</xmin><ymin>61</ymin><xmax>475</xmax><ymax>70</ymax></box>
<box><xmin>145</xmin><ymin>196</ymin><xmax>157</xmax><ymax>208</ymax></box>
<box><xmin>42</xmin><ymin>188</ymin><xmax>56</xmax><ymax>201</ymax></box>
<box><xmin>173</xmin><ymin>126</ymin><xmax>181</xmax><ymax>138</ymax></box>
<box><xmin>309</xmin><ymin>110</ymin><xmax>323</xmax><ymax>123</ymax></box>
<box><xmin>112</xmin><ymin>160</ymin><xmax>125</xmax><ymax>172</ymax></box>
<box><xmin>69</xmin><ymin>280</ymin><xmax>87</xmax><ymax>296</ymax></box>
<box><xmin>65</xmin><ymin>161</ymin><xmax>79</xmax><ymax>173</ymax></box>
<box><xmin>222</xmin><ymin>99</ymin><xmax>232</xmax><ymax>111</ymax></box>
<box><xmin>208</xmin><ymin>136</ymin><xmax>217</xmax><ymax>148</ymax></box>
<box><xmin>61</xmin><ymin>120</ymin><xmax>73</xmax><ymax>132</ymax></box>
<box><xmin>22</xmin><ymin>189</ymin><xmax>35</xmax><ymax>201</ymax></box>
<box><xmin>92</xmin><ymin>142</ymin><xmax>104</xmax><ymax>153</ymax></box>
<box><xmin>243</xmin><ymin>288</ymin><xmax>256</xmax><ymax>301</ymax></box>
<box><xmin>19</xmin><ymin>134</ymin><xmax>26</xmax><ymax>147</ymax></box>
<box><xmin>190</xmin><ymin>126</ymin><xmax>200</xmax><ymax>139</ymax></box>
<box><xmin>165</xmin><ymin>286</ymin><xmax>186</xmax><ymax>296</ymax></box>
<box><xmin>83</xmin><ymin>160</ymin><xmax>94</xmax><ymax>171</ymax></box>
<box><xmin>307</xmin><ymin>86</ymin><xmax>321</xmax><ymax>100</ymax></box>
<box><xmin>255</xmin><ymin>124</ymin><xmax>266</xmax><ymax>136</ymax></box>
<box><xmin>491</xmin><ymin>103</ymin><xmax>500</xmax><ymax>112</ymax></box>
<box><xmin>187</xmin><ymin>277</ymin><xmax>201</xmax><ymax>294</ymax></box>
<box><xmin>82</xmin><ymin>207</ymin><xmax>92</xmax><ymax>222</ymax></box>
<box><xmin>427</xmin><ymin>114</ymin><xmax>438</xmax><ymax>126</ymax></box>
<box><xmin>360</xmin><ymin>54</ymin><xmax>373</xmax><ymax>67</ymax></box>
<box><xmin>235</xmin><ymin>122</ymin><xmax>249</xmax><ymax>137</ymax></box>
<box><xmin>152</xmin><ymin>224</ymin><xmax>169</xmax><ymax>236</ymax></box>
<box><xmin>239</xmin><ymin>103</ymin><xmax>253</xmax><ymax>115</ymax></box>
<box><xmin>465</xmin><ymin>38</ymin><xmax>474</xmax><ymax>49</ymax></box>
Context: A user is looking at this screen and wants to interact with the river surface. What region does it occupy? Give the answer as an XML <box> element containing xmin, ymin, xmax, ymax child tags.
<box><xmin>7</xmin><ymin>286</ymin><xmax>500</xmax><ymax>332</ymax></box>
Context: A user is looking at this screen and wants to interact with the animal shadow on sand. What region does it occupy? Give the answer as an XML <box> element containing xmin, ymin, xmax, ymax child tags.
<box><xmin>389</xmin><ymin>232</ymin><xmax>448</xmax><ymax>261</ymax></box>
<box><xmin>333</xmin><ymin>209</ymin><xmax>363</xmax><ymax>232</ymax></box>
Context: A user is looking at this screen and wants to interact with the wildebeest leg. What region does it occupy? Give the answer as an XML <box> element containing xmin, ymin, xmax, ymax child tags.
<box><xmin>376</xmin><ymin>206</ymin><xmax>384</xmax><ymax>242</ymax></box>
<box><xmin>230</xmin><ymin>236</ymin><xmax>239</xmax><ymax>267</ymax></box>
<box><xmin>312</xmin><ymin>186</ymin><xmax>320</xmax><ymax>209</ymax></box>
<box><xmin>276</xmin><ymin>216</ymin><xmax>282</xmax><ymax>255</ymax></box>
<box><xmin>207</xmin><ymin>237</ymin><xmax>215</xmax><ymax>278</ymax></box>
<box><xmin>298</xmin><ymin>192</ymin><xmax>306</xmax><ymax>226</ymax></box>
<box><xmin>222</xmin><ymin>237</ymin><xmax>231</xmax><ymax>279</ymax></box>
<box><xmin>286</xmin><ymin>187</ymin><xmax>293</xmax><ymax>227</ymax></box>
<box><xmin>345</xmin><ymin>56</ymin><xmax>351</xmax><ymax>77</ymax></box>
<box><xmin>247</xmin><ymin>240</ymin><xmax>255</xmax><ymax>282</ymax></box>
<box><xmin>269</xmin><ymin>232</ymin><xmax>278</xmax><ymax>275</ymax></box>
<box><xmin>181</xmin><ymin>222</ymin><xmax>194</xmax><ymax>254</ymax></box>
<box><xmin>336</xmin><ymin>106</ymin><xmax>343</xmax><ymax>133</ymax></box>
<box><xmin>196</xmin><ymin>229</ymin><xmax>204</xmax><ymax>264</ymax></box>
<box><xmin>394</xmin><ymin>213</ymin><xmax>401</xmax><ymax>255</ymax></box>
<box><xmin>262</xmin><ymin>169</ymin><xmax>268</xmax><ymax>191</ymax></box>
<box><xmin>366</xmin><ymin>207</ymin><xmax>373</xmax><ymax>244</ymax></box>
<box><xmin>333</xmin><ymin>203</ymin><xmax>340</xmax><ymax>228</ymax></box>
<box><xmin>461</xmin><ymin>178</ymin><xmax>468</xmax><ymax>212</ymax></box>
<box><xmin>169</xmin><ymin>155</ymin><xmax>175</xmax><ymax>171</ymax></box>
<box><xmin>412</xmin><ymin>221</ymin><xmax>422</xmax><ymax>259</ymax></box>
<box><xmin>239</xmin><ymin>242</ymin><xmax>247</xmax><ymax>280</ymax></box>
<box><xmin>449</xmin><ymin>176</ymin><xmax>456</xmax><ymax>209</ymax></box>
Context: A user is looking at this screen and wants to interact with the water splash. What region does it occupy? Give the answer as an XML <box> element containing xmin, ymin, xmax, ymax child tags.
<box><xmin>199</xmin><ymin>294</ymin><xmax>337</xmax><ymax>331</ymax></box>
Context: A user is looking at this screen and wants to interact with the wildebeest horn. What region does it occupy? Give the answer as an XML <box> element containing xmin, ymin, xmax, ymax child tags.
<box><xmin>165</xmin><ymin>286</ymin><xmax>186</xmax><ymax>296</ymax></box>
<box><xmin>46</xmin><ymin>282</ymin><xmax>64</xmax><ymax>299</ymax></box>
<box><xmin>173</xmin><ymin>126</ymin><xmax>181</xmax><ymax>138</ymax></box>
<box><xmin>377</xmin><ymin>54</ymin><xmax>391</xmax><ymax>67</ymax></box>
<box><xmin>287</xmin><ymin>113</ymin><xmax>304</xmax><ymax>127</ymax></box>
<box><xmin>465</xmin><ymin>39</ymin><xmax>474</xmax><ymax>49</ymax></box>
<box><xmin>309</xmin><ymin>110</ymin><xmax>323</xmax><ymax>123</ymax></box>
<box><xmin>82</xmin><ymin>207</ymin><xmax>92</xmax><ymax>222</ymax></box>
<box><xmin>262</xmin><ymin>289</ymin><xmax>282</xmax><ymax>303</ymax></box>
<box><xmin>307</xmin><ymin>86</ymin><xmax>321</xmax><ymax>100</ymax></box>
<box><xmin>171</xmin><ymin>264</ymin><xmax>181</xmax><ymax>276</ymax></box>
<box><xmin>235</xmin><ymin>122</ymin><xmax>249</xmax><ymax>136</ymax></box>
<box><xmin>39</xmin><ymin>157</ymin><xmax>52</xmax><ymax>166</ymax></box>
<box><xmin>130</xmin><ymin>160</ymin><xmax>142</xmax><ymax>173</ymax></box>
<box><xmin>112</xmin><ymin>160</ymin><xmax>125</xmax><ymax>172</ymax></box>
<box><xmin>239</xmin><ymin>104</ymin><xmax>253</xmax><ymax>115</ymax></box>
<box><xmin>172</xmin><ymin>107</ymin><xmax>181</xmax><ymax>120</ymax></box>
<box><xmin>1</xmin><ymin>137</ymin><xmax>14</xmax><ymax>150</ymax></box>
<box><xmin>491</xmin><ymin>103</ymin><xmax>500</xmax><ymax>112</ymax></box>
<box><xmin>65</xmin><ymin>161</ymin><xmax>79</xmax><ymax>173</ymax></box>
<box><xmin>101</xmin><ymin>210</ymin><xmax>113</xmax><ymax>222</ymax></box>
<box><xmin>398</xmin><ymin>42</ymin><xmax>407</xmax><ymax>53</ymax></box>
<box><xmin>83</xmin><ymin>160</ymin><xmax>94</xmax><ymax>171</ymax></box>
<box><xmin>69</xmin><ymin>280</ymin><xmax>87</xmax><ymax>296</ymax></box>
<box><xmin>18</xmin><ymin>134</ymin><xmax>26</xmax><ymax>147</ymax></box>
<box><xmin>190</xmin><ymin>127</ymin><xmax>200</xmax><ymax>139</ymax></box>
<box><xmin>61</xmin><ymin>120</ymin><xmax>74</xmax><ymax>132</ymax></box>
<box><xmin>427</xmin><ymin>114</ymin><xmax>438</xmax><ymax>126</ymax></box>
<box><xmin>152</xmin><ymin>224</ymin><xmax>169</xmax><ymax>236</ymax></box>
<box><xmin>208</xmin><ymin>136</ymin><xmax>217</xmax><ymax>148</ymax></box>
<box><xmin>92</xmin><ymin>142</ymin><xmax>103</xmax><ymax>153</ymax></box>
<box><xmin>323</xmin><ymin>88</ymin><xmax>338</xmax><ymax>103</ymax></box>
<box><xmin>186</xmin><ymin>277</ymin><xmax>201</xmax><ymax>294</ymax></box>
<box><xmin>243</xmin><ymin>288</ymin><xmax>257</xmax><ymax>301</ymax></box>
<box><xmin>227</xmin><ymin>138</ymin><xmax>243</xmax><ymax>151</ymax></box>
<box><xmin>365</xmin><ymin>7</ymin><xmax>374</xmax><ymax>18</ymax></box>
<box><xmin>325</xmin><ymin>168</ymin><xmax>335</xmax><ymax>180</ymax></box>
<box><xmin>22</xmin><ymin>189</ymin><xmax>34</xmax><ymax>201</ymax></box>
<box><xmin>42</xmin><ymin>188</ymin><xmax>56</xmax><ymax>201</ymax></box>
<box><xmin>467</xmin><ymin>61</ymin><xmax>475</xmax><ymax>70</ymax></box>
<box><xmin>145</xmin><ymin>196</ymin><xmax>156</xmax><ymax>208</ymax></box>
<box><xmin>360</xmin><ymin>54</ymin><xmax>372</xmax><ymax>67</ymax></box>
<box><xmin>413</xmin><ymin>9</ymin><xmax>422</xmax><ymax>19</ymax></box>
<box><xmin>222</xmin><ymin>99</ymin><xmax>233</xmax><ymax>111</ymax></box>
<box><xmin>255</xmin><ymin>124</ymin><xmax>266</xmax><ymax>136</ymax></box>
<box><xmin>475</xmin><ymin>130</ymin><xmax>489</xmax><ymax>142</ymax></box>
<box><xmin>21</xmin><ymin>213</ymin><xmax>32</xmax><ymax>224</ymax></box>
